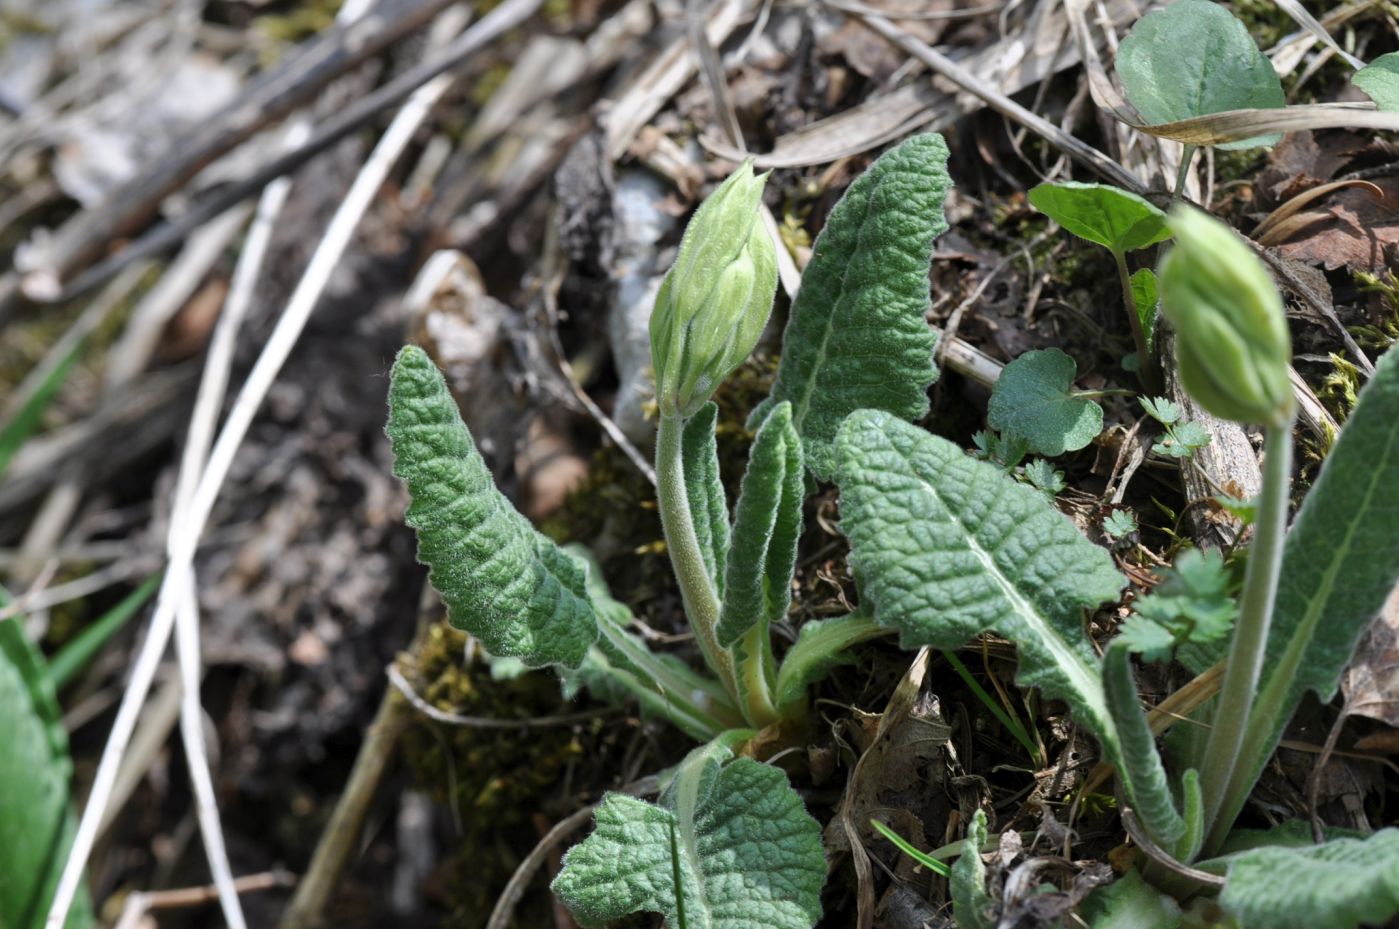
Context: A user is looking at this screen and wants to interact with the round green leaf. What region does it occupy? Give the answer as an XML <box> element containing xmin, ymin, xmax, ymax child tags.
<box><xmin>1028</xmin><ymin>182</ymin><xmax>1170</xmax><ymax>254</ymax></box>
<box><xmin>1116</xmin><ymin>0</ymin><xmax>1286</xmax><ymax>150</ymax></box>
<box><xmin>1353</xmin><ymin>53</ymin><xmax>1399</xmax><ymax>113</ymax></box>
<box><xmin>988</xmin><ymin>349</ymin><xmax>1105</xmax><ymax>457</ymax></box>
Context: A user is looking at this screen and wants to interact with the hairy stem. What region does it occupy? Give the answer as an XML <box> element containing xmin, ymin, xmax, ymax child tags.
<box><xmin>1115</xmin><ymin>249</ymin><xmax>1159</xmax><ymax>394</ymax></box>
<box><xmin>656</xmin><ymin>413</ymin><xmax>741</xmax><ymax>709</ymax></box>
<box><xmin>1197</xmin><ymin>420</ymin><xmax>1293</xmax><ymax>851</ymax></box>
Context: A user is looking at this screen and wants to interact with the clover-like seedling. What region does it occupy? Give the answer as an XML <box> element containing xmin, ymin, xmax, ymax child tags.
<box><xmin>1116</xmin><ymin>0</ymin><xmax>1286</xmax><ymax>191</ymax></box>
<box><xmin>1353</xmin><ymin>52</ymin><xmax>1399</xmax><ymax>112</ymax></box>
<box><xmin>1028</xmin><ymin>181</ymin><xmax>1170</xmax><ymax>386</ymax></box>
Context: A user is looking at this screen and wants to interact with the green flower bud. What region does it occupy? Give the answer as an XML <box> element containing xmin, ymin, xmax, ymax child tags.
<box><xmin>1159</xmin><ymin>206</ymin><xmax>1294</xmax><ymax>427</ymax></box>
<box><xmin>650</xmin><ymin>161</ymin><xmax>778</xmax><ymax>419</ymax></box>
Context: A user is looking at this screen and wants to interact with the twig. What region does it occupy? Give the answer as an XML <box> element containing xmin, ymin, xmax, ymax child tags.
<box><xmin>17</xmin><ymin>0</ymin><xmax>458</xmax><ymax>295</ymax></box>
<box><xmin>388</xmin><ymin>664</ymin><xmax>613</xmax><ymax>729</ymax></box>
<box><xmin>42</xmin><ymin>0</ymin><xmax>546</xmax><ymax>303</ymax></box>
<box><xmin>44</xmin><ymin>31</ymin><xmax>472</xmax><ymax>929</ymax></box>
<box><xmin>111</xmin><ymin>870</ymin><xmax>295</xmax><ymax>929</ymax></box>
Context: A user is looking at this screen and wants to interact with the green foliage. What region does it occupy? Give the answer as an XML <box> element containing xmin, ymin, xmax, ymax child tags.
<box><xmin>1022</xmin><ymin>458</ymin><xmax>1065</xmax><ymax>497</ymax></box>
<box><xmin>1131</xmin><ymin>268</ymin><xmax>1159</xmax><ymax>356</ymax></box>
<box><xmin>1213</xmin><ymin>829</ymin><xmax>1399</xmax><ymax>929</ymax></box>
<box><xmin>951</xmin><ymin>810</ymin><xmax>994</xmax><ymax>929</ymax></box>
<box><xmin>988</xmin><ymin>349</ymin><xmax>1104</xmax><ymax>456</ymax></box>
<box><xmin>718</xmin><ymin>402</ymin><xmax>803</xmax><ymax>647</ymax></box>
<box><xmin>870</xmin><ymin>820</ymin><xmax>950</xmax><ymax>877</ymax></box>
<box><xmin>972</xmin><ymin>429</ymin><xmax>1030</xmax><ymax>469</ymax></box>
<box><xmin>1028</xmin><ymin>182</ymin><xmax>1170</xmax><ymax>254</ymax></box>
<box><xmin>1081</xmin><ymin>869</ymin><xmax>1182</xmax><ymax>929</ymax></box>
<box><xmin>755</xmin><ymin>133</ymin><xmax>952</xmax><ymax>479</ymax></box>
<box><xmin>683</xmin><ymin>403</ymin><xmax>731</xmax><ymax>597</ymax></box>
<box><xmin>1119</xmin><ymin>549</ymin><xmax>1236</xmax><ymax>663</ymax></box>
<box><xmin>1115</xmin><ymin>0</ymin><xmax>1286</xmax><ymax>150</ymax></box>
<box><xmin>0</xmin><ymin>619</ymin><xmax>91</xmax><ymax>929</ymax></box>
<box><xmin>1102</xmin><ymin>509</ymin><xmax>1138</xmax><ymax>541</ymax></box>
<box><xmin>1353</xmin><ymin>52</ymin><xmax>1399</xmax><ymax>112</ymax></box>
<box><xmin>387</xmin><ymin>345</ymin><xmax>598</xmax><ymax>669</ymax></box>
<box><xmin>834</xmin><ymin>410</ymin><xmax>1126</xmax><ymax>763</ymax></box>
<box><xmin>1142</xmin><ymin>397</ymin><xmax>1213</xmax><ymax>459</ymax></box>
<box><xmin>0</xmin><ymin>341</ymin><xmax>81</xmax><ymax>481</ymax></box>
<box><xmin>551</xmin><ymin>742</ymin><xmax>825</xmax><ymax>929</ymax></box>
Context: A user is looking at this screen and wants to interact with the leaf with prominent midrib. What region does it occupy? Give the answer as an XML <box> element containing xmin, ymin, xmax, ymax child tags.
<box><xmin>1354</xmin><ymin>53</ymin><xmax>1399</xmax><ymax>113</ymax></box>
<box><xmin>552</xmin><ymin>742</ymin><xmax>825</xmax><ymax>929</ymax></box>
<box><xmin>835</xmin><ymin>410</ymin><xmax>1126</xmax><ymax>757</ymax></box>
<box><xmin>1028</xmin><ymin>182</ymin><xmax>1171</xmax><ymax>254</ymax></box>
<box><xmin>387</xmin><ymin>345</ymin><xmax>597</xmax><ymax>669</ymax></box>
<box><xmin>1212</xmin><ymin>828</ymin><xmax>1399</xmax><ymax>929</ymax></box>
<box><xmin>754</xmin><ymin>132</ymin><xmax>952</xmax><ymax>479</ymax></box>
<box><xmin>1234</xmin><ymin>345</ymin><xmax>1399</xmax><ymax>804</ymax></box>
<box><xmin>1116</xmin><ymin>0</ymin><xmax>1286</xmax><ymax>150</ymax></box>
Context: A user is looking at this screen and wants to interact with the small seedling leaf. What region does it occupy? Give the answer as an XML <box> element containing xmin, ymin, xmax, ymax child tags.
<box><xmin>552</xmin><ymin>742</ymin><xmax>825</xmax><ymax>929</ymax></box>
<box><xmin>387</xmin><ymin>346</ymin><xmax>598</xmax><ymax>669</ymax></box>
<box><xmin>1118</xmin><ymin>549</ymin><xmax>1236</xmax><ymax>663</ymax></box>
<box><xmin>1353</xmin><ymin>53</ymin><xmax>1399</xmax><ymax>113</ymax></box>
<box><xmin>1131</xmin><ymin>268</ymin><xmax>1159</xmax><ymax>355</ymax></box>
<box><xmin>1028</xmin><ymin>181</ymin><xmax>1171</xmax><ymax>254</ymax></box>
<box><xmin>987</xmin><ymin>349</ymin><xmax>1104</xmax><ymax>457</ymax></box>
<box><xmin>1213</xmin><ymin>828</ymin><xmax>1399</xmax><ymax>929</ymax></box>
<box><xmin>835</xmin><ymin>411</ymin><xmax>1126</xmax><ymax>766</ymax></box>
<box><xmin>951</xmin><ymin>810</ymin><xmax>995</xmax><ymax>929</ymax></box>
<box><xmin>755</xmin><ymin>133</ymin><xmax>952</xmax><ymax>479</ymax></box>
<box><xmin>1080</xmin><ymin>869</ymin><xmax>1183</xmax><ymax>929</ymax></box>
<box><xmin>1116</xmin><ymin>0</ymin><xmax>1286</xmax><ymax>150</ymax></box>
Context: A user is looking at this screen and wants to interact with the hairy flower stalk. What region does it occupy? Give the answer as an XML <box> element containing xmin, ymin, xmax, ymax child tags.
<box><xmin>652</xmin><ymin>162</ymin><xmax>780</xmax><ymax>725</ymax></box>
<box><xmin>1159</xmin><ymin>205</ymin><xmax>1295</xmax><ymax>848</ymax></box>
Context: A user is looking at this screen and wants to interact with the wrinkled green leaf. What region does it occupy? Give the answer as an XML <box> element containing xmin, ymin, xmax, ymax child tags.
<box><xmin>1116</xmin><ymin>0</ymin><xmax>1286</xmax><ymax>150</ymax></box>
<box><xmin>683</xmin><ymin>403</ymin><xmax>731</xmax><ymax>597</ymax></box>
<box><xmin>1232</xmin><ymin>345</ymin><xmax>1399</xmax><ymax>815</ymax></box>
<box><xmin>1028</xmin><ymin>182</ymin><xmax>1171</xmax><ymax>254</ymax></box>
<box><xmin>755</xmin><ymin>133</ymin><xmax>952</xmax><ymax>479</ymax></box>
<box><xmin>719</xmin><ymin>402</ymin><xmax>803</xmax><ymax>647</ymax></box>
<box><xmin>951</xmin><ymin>810</ymin><xmax>994</xmax><ymax>929</ymax></box>
<box><xmin>1354</xmin><ymin>53</ymin><xmax>1399</xmax><ymax>112</ymax></box>
<box><xmin>835</xmin><ymin>411</ymin><xmax>1126</xmax><ymax>760</ymax></box>
<box><xmin>387</xmin><ymin>345</ymin><xmax>597</xmax><ymax>669</ymax></box>
<box><xmin>1212</xmin><ymin>828</ymin><xmax>1399</xmax><ymax>929</ymax></box>
<box><xmin>987</xmin><ymin>349</ymin><xmax>1104</xmax><ymax>457</ymax></box>
<box><xmin>0</xmin><ymin>619</ymin><xmax>91</xmax><ymax>929</ymax></box>
<box><xmin>1131</xmin><ymin>268</ymin><xmax>1159</xmax><ymax>356</ymax></box>
<box><xmin>552</xmin><ymin>742</ymin><xmax>825</xmax><ymax>929</ymax></box>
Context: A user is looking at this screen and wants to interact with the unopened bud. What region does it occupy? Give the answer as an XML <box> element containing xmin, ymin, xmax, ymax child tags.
<box><xmin>651</xmin><ymin>162</ymin><xmax>778</xmax><ymax>419</ymax></box>
<box><xmin>1159</xmin><ymin>206</ymin><xmax>1293</xmax><ymax>427</ymax></box>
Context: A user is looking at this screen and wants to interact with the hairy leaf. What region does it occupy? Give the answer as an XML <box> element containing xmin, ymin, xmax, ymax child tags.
<box><xmin>719</xmin><ymin>402</ymin><xmax>803</xmax><ymax>647</ymax></box>
<box><xmin>773</xmin><ymin>611</ymin><xmax>886</xmax><ymax>713</ymax></box>
<box><xmin>1214</xmin><ymin>828</ymin><xmax>1399</xmax><ymax>929</ymax></box>
<box><xmin>754</xmin><ymin>133</ymin><xmax>952</xmax><ymax>479</ymax></box>
<box><xmin>1081</xmin><ymin>869</ymin><xmax>1183</xmax><ymax>929</ymax></box>
<box><xmin>988</xmin><ymin>349</ymin><xmax>1104</xmax><ymax>457</ymax></box>
<box><xmin>387</xmin><ymin>345</ymin><xmax>597</xmax><ymax>669</ymax></box>
<box><xmin>1028</xmin><ymin>182</ymin><xmax>1171</xmax><ymax>254</ymax></box>
<box><xmin>951</xmin><ymin>810</ymin><xmax>994</xmax><ymax>929</ymax></box>
<box><xmin>1116</xmin><ymin>0</ymin><xmax>1286</xmax><ymax>150</ymax></box>
<box><xmin>1237</xmin><ymin>346</ymin><xmax>1399</xmax><ymax>803</ymax></box>
<box><xmin>1354</xmin><ymin>53</ymin><xmax>1399</xmax><ymax>112</ymax></box>
<box><xmin>552</xmin><ymin>742</ymin><xmax>825</xmax><ymax>929</ymax></box>
<box><xmin>684</xmin><ymin>403</ymin><xmax>731</xmax><ymax>597</ymax></box>
<box><xmin>0</xmin><ymin>618</ymin><xmax>91</xmax><ymax>929</ymax></box>
<box><xmin>835</xmin><ymin>411</ymin><xmax>1126</xmax><ymax>759</ymax></box>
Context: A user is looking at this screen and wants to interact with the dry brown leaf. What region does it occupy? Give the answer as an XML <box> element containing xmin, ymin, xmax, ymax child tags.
<box><xmin>1342</xmin><ymin>583</ymin><xmax>1399</xmax><ymax>728</ymax></box>
<box><xmin>1274</xmin><ymin>176</ymin><xmax>1399</xmax><ymax>272</ymax></box>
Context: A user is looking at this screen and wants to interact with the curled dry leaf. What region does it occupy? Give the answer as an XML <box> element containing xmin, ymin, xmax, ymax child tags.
<box><xmin>1342</xmin><ymin>583</ymin><xmax>1399</xmax><ymax>729</ymax></box>
<box><xmin>1272</xmin><ymin>176</ymin><xmax>1399</xmax><ymax>273</ymax></box>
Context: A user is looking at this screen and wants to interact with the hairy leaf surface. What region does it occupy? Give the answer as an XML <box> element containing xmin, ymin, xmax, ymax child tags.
<box><xmin>719</xmin><ymin>402</ymin><xmax>803</xmax><ymax>647</ymax></box>
<box><xmin>951</xmin><ymin>810</ymin><xmax>994</xmax><ymax>929</ymax></box>
<box><xmin>1239</xmin><ymin>346</ymin><xmax>1399</xmax><ymax>792</ymax></box>
<box><xmin>1215</xmin><ymin>828</ymin><xmax>1399</xmax><ymax>929</ymax></box>
<box><xmin>835</xmin><ymin>411</ymin><xmax>1125</xmax><ymax>756</ymax></box>
<box><xmin>552</xmin><ymin>743</ymin><xmax>825</xmax><ymax>929</ymax></box>
<box><xmin>387</xmin><ymin>346</ymin><xmax>596</xmax><ymax>668</ymax></box>
<box><xmin>1028</xmin><ymin>182</ymin><xmax>1170</xmax><ymax>254</ymax></box>
<box><xmin>684</xmin><ymin>403</ymin><xmax>731</xmax><ymax>596</ymax></box>
<box><xmin>987</xmin><ymin>349</ymin><xmax>1103</xmax><ymax>457</ymax></box>
<box><xmin>1116</xmin><ymin>0</ymin><xmax>1285</xmax><ymax>149</ymax></box>
<box><xmin>755</xmin><ymin>133</ymin><xmax>951</xmax><ymax>479</ymax></box>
